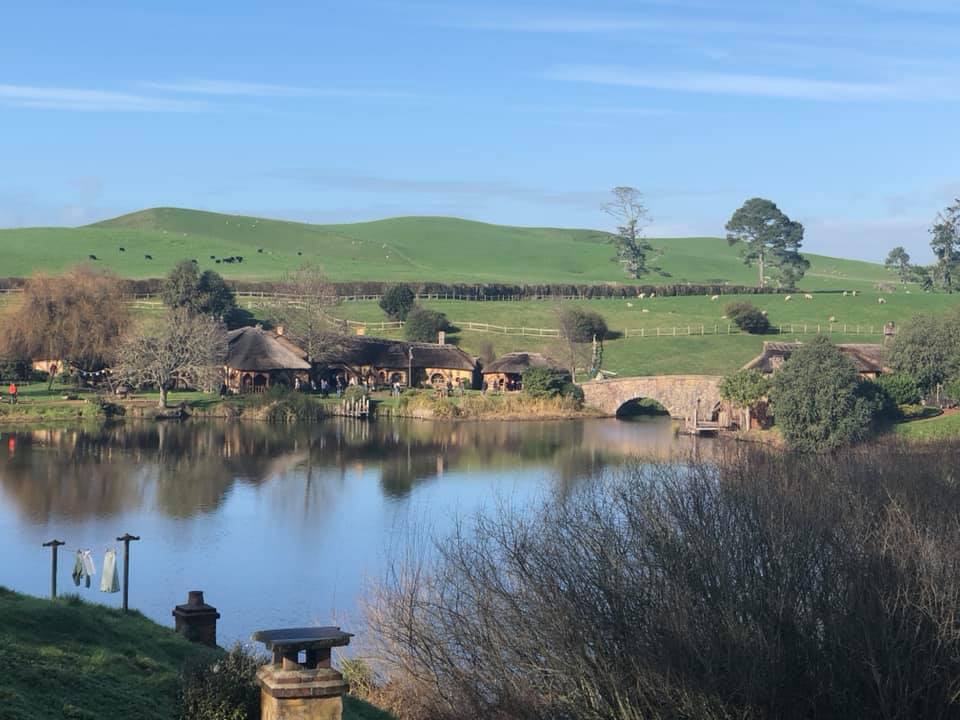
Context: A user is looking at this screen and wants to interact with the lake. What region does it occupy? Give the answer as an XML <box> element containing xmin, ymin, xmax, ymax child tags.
<box><xmin>0</xmin><ymin>417</ymin><xmax>706</xmax><ymax>645</ymax></box>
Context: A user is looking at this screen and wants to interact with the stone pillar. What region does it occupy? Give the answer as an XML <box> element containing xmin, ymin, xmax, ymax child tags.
<box><xmin>252</xmin><ymin>626</ymin><xmax>353</xmax><ymax>720</ymax></box>
<box><xmin>172</xmin><ymin>590</ymin><xmax>220</xmax><ymax>647</ymax></box>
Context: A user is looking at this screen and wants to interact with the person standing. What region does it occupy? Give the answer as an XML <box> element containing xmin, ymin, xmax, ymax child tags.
<box><xmin>8</xmin><ymin>382</ymin><xmax>17</xmax><ymax>405</ymax></box>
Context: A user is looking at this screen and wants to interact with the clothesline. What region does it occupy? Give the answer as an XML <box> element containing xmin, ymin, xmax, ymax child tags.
<box><xmin>42</xmin><ymin>533</ymin><xmax>140</xmax><ymax>611</ymax></box>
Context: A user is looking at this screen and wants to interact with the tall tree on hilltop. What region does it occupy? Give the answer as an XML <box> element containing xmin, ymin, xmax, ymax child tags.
<box><xmin>884</xmin><ymin>246</ymin><xmax>914</xmax><ymax>283</ymax></box>
<box><xmin>930</xmin><ymin>200</ymin><xmax>960</xmax><ymax>293</ymax></box>
<box><xmin>725</xmin><ymin>198</ymin><xmax>808</xmax><ymax>288</ymax></box>
<box><xmin>603</xmin><ymin>187</ymin><xmax>656</xmax><ymax>278</ymax></box>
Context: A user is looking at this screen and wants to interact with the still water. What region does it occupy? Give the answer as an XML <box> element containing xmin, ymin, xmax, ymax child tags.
<box><xmin>0</xmin><ymin>418</ymin><xmax>705</xmax><ymax>644</ymax></box>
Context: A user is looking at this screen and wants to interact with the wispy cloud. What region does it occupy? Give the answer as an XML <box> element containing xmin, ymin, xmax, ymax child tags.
<box><xmin>0</xmin><ymin>84</ymin><xmax>210</xmax><ymax>112</ymax></box>
<box><xmin>146</xmin><ymin>79</ymin><xmax>416</xmax><ymax>99</ymax></box>
<box><xmin>546</xmin><ymin>65</ymin><xmax>954</xmax><ymax>102</ymax></box>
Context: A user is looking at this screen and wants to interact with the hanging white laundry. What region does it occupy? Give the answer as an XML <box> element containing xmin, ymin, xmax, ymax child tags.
<box><xmin>81</xmin><ymin>549</ymin><xmax>96</xmax><ymax>578</ymax></box>
<box><xmin>100</xmin><ymin>549</ymin><xmax>120</xmax><ymax>593</ymax></box>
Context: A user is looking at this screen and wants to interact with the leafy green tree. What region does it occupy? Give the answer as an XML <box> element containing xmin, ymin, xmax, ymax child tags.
<box><xmin>884</xmin><ymin>246</ymin><xmax>914</xmax><ymax>283</ymax></box>
<box><xmin>930</xmin><ymin>200</ymin><xmax>960</xmax><ymax>292</ymax></box>
<box><xmin>602</xmin><ymin>187</ymin><xmax>656</xmax><ymax>278</ymax></box>
<box><xmin>557</xmin><ymin>307</ymin><xmax>608</xmax><ymax>343</ymax></box>
<box><xmin>887</xmin><ymin>312</ymin><xmax>960</xmax><ymax>395</ymax></box>
<box><xmin>161</xmin><ymin>260</ymin><xmax>236</xmax><ymax>320</ymax></box>
<box><xmin>769</xmin><ymin>336</ymin><xmax>874</xmax><ymax>451</ymax></box>
<box><xmin>404</xmin><ymin>307</ymin><xmax>451</xmax><ymax>343</ymax></box>
<box><xmin>719</xmin><ymin>368</ymin><xmax>770</xmax><ymax>428</ymax></box>
<box><xmin>379</xmin><ymin>285</ymin><xmax>416</xmax><ymax>320</ymax></box>
<box><xmin>161</xmin><ymin>260</ymin><xmax>201</xmax><ymax>309</ymax></box>
<box><xmin>724</xmin><ymin>301</ymin><xmax>770</xmax><ymax>334</ymax></box>
<box><xmin>726</xmin><ymin>198</ymin><xmax>809</xmax><ymax>288</ymax></box>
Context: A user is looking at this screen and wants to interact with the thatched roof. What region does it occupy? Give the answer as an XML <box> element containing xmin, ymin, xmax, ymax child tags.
<box><xmin>226</xmin><ymin>327</ymin><xmax>311</xmax><ymax>371</ymax></box>
<box><xmin>327</xmin><ymin>336</ymin><xmax>477</xmax><ymax>371</ymax></box>
<box><xmin>482</xmin><ymin>352</ymin><xmax>565</xmax><ymax>376</ymax></box>
<box><xmin>743</xmin><ymin>342</ymin><xmax>889</xmax><ymax>374</ymax></box>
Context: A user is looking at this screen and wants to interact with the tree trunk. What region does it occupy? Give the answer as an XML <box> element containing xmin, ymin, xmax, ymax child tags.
<box><xmin>758</xmin><ymin>250</ymin><xmax>765</xmax><ymax>288</ymax></box>
<box><xmin>158</xmin><ymin>385</ymin><xmax>168</xmax><ymax>409</ymax></box>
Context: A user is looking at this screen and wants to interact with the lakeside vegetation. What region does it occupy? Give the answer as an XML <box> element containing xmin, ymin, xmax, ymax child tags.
<box><xmin>0</xmin><ymin>588</ymin><xmax>390</xmax><ymax>720</ymax></box>
<box><xmin>0</xmin><ymin>206</ymin><xmax>899</xmax><ymax>288</ymax></box>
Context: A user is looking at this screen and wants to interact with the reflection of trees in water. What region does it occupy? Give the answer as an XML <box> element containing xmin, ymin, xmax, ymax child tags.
<box><xmin>0</xmin><ymin>417</ymin><xmax>694</xmax><ymax>520</ymax></box>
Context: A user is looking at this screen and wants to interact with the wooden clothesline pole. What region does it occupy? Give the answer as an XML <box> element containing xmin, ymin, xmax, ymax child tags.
<box><xmin>42</xmin><ymin>539</ymin><xmax>65</xmax><ymax>599</ymax></box>
<box><xmin>116</xmin><ymin>533</ymin><xmax>141</xmax><ymax>612</ymax></box>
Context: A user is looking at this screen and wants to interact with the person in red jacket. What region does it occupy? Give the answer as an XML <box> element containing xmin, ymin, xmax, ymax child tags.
<box><xmin>8</xmin><ymin>382</ymin><xmax>17</xmax><ymax>404</ymax></box>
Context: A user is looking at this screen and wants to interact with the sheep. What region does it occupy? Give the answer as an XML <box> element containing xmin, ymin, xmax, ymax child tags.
<box><xmin>852</xmin><ymin>290</ymin><xmax>858</xmax><ymax>296</ymax></box>
<box><xmin>88</xmin><ymin>254</ymin><xmax>98</xmax><ymax>261</ymax></box>
<box><xmin>878</xmin><ymin>297</ymin><xmax>886</xmax><ymax>304</ymax></box>
<box><xmin>804</xmin><ymin>293</ymin><xmax>813</xmax><ymax>300</ymax></box>
<box><xmin>710</xmin><ymin>295</ymin><xmax>720</xmax><ymax>301</ymax></box>
<box><xmin>638</xmin><ymin>292</ymin><xmax>647</xmax><ymax>299</ymax></box>
<box><xmin>257</xmin><ymin>248</ymin><xmax>264</xmax><ymax>253</ymax></box>
<box><xmin>626</xmin><ymin>302</ymin><xmax>633</xmax><ymax>308</ymax></box>
<box><xmin>144</xmin><ymin>254</ymin><xmax>153</xmax><ymax>260</ymax></box>
<box><xmin>784</xmin><ymin>295</ymin><xmax>792</xmax><ymax>301</ymax></box>
<box><xmin>842</xmin><ymin>291</ymin><xmax>848</xmax><ymax>296</ymax></box>
<box><xmin>642</xmin><ymin>308</ymin><xmax>650</xmax><ymax>313</ymax></box>
<box><xmin>118</xmin><ymin>247</ymin><xmax>126</xmax><ymax>252</ymax></box>
<box><xmin>761</xmin><ymin>310</ymin><xmax>768</xmax><ymax>316</ymax></box>
<box><xmin>829</xmin><ymin>316</ymin><xmax>836</xmax><ymax>322</ymax></box>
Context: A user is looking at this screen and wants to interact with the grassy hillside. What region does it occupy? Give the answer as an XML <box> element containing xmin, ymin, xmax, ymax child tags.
<box><xmin>0</xmin><ymin>588</ymin><xmax>390</xmax><ymax>720</ymax></box>
<box><xmin>0</xmin><ymin>207</ymin><xmax>896</xmax><ymax>289</ymax></box>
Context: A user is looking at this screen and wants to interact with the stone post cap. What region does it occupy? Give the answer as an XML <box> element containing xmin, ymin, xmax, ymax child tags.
<box><xmin>252</xmin><ymin>626</ymin><xmax>353</xmax><ymax>652</ymax></box>
<box><xmin>173</xmin><ymin>590</ymin><xmax>220</xmax><ymax>618</ymax></box>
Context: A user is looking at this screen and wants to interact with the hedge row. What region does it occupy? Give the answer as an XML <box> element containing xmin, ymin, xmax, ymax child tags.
<box><xmin>0</xmin><ymin>277</ymin><xmax>790</xmax><ymax>299</ymax></box>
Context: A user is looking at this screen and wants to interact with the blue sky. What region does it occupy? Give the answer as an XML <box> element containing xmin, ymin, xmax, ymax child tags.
<box><xmin>2</xmin><ymin>0</ymin><xmax>958</xmax><ymax>262</ymax></box>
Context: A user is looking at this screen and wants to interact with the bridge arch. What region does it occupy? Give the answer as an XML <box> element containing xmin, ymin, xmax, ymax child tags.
<box><xmin>580</xmin><ymin>375</ymin><xmax>726</xmax><ymax>428</ymax></box>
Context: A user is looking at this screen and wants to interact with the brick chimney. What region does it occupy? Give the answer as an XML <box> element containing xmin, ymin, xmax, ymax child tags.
<box><xmin>172</xmin><ymin>591</ymin><xmax>220</xmax><ymax>647</ymax></box>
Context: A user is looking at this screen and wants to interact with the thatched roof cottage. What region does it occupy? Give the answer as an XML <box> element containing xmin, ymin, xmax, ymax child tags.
<box><xmin>224</xmin><ymin>326</ymin><xmax>311</xmax><ymax>393</ymax></box>
<box><xmin>743</xmin><ymin>342</ymin><xmax>889</xmax><ymax>379</ymax></box>
<box><xmin>325</xmin><ymin>336</ymin><xmax>478</xmax><ymax>388</ymax></box>
<box><xmin>481</xmin><ymin>352</ymin><xmax>566</xmax><ymax>389</ymax></box>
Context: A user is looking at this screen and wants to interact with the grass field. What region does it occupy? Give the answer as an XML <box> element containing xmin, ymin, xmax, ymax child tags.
<box><xmin>318</xmin><ymin>291</ymin><xmax>960</xmax><ymax>376</ymax></box>
<box><xmin>0</xmin><ymin>588</ymin><xmax>391</xmax><ymax>720</ymax></box>
<box><xmin>0</xmin><ymin>206</ymin><xmax>899</xmax><ymax>289</ymax></box>
<box><xmin>893</xmin><ymin>411</ymin><xmax>960</xmax><ymax>441</ymax></box>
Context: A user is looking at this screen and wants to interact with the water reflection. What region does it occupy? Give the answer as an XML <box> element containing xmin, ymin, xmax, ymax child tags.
<box><xmin>0</xmin><ymin>418</ymin><xmax>702</xmax><ymax>522</ymax></box>
<box><xmin>0</xmin><ymin>417</ymin><xmax>707</xmax><ymax>642</ymax></box>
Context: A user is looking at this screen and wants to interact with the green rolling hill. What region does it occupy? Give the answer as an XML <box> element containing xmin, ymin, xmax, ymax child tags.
<box><xmin>0</xmin><ymin>206</ymin><xmax>896</xmax><ymax>290</ymax></box>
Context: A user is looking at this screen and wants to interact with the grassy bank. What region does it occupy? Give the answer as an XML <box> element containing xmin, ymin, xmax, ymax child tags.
<box><xmin>0</xmin><ymin>207</ymin><xmax>898</xmax><ymax>288</ymax></box>
<box><xmin>894</xmin><ymin>410</ymin><xmax>960</xmax><ymax>441</ymax></box>
<box><xmin>0</xmin><ymin>588</ymin><xmax>391</xmax><ymax>720</ymax></box>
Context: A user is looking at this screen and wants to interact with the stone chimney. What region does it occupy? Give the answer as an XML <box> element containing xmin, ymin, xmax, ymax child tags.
<box><xmin>252</xmin><ymin>626</ymin><xmax>353</xmax><ymax>720</ymax></box>
<box><xmin>356</xmin><ymin>326</ymin><xmax>366</xmax><ymax>336</ymax></box>
<box><xmin>172</xmin><ymin>591</ymin><xmax>220</xmax><ymax>647</ymax></box>
<box><xmin>276</xmin><ymin>325</ymin><xmax>285</xmax><ymax>336</ymax></box>
<box><xmin>437</xmin><ymin>331</ymin><xmax>446</xmax><ymax>345</ymax></box>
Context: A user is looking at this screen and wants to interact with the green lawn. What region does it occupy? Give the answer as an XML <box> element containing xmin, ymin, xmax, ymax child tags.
<box><xmin>894</xmin><ymin>411</ymin><xmax>960</xmax><ymax>441</ymax></box>
<box><xmin>0</xmin><ymin>588</ymin><xmax>391</xmax><ymax>720</ymax></box>
<box><xmin>0</xmin><ymin>206</ymin><xmax>900</xmax><ymax>289</ymax></box>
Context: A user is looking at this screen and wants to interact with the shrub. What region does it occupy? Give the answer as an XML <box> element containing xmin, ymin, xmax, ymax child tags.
<box><xmin>247</xmin><ymin>387</ymin><xmax>325</xmax><ymax>422</ymax></box>
<box><xmin>856</xmin><ymin>378</ymin><xmax>898</xmax><ymax>423</ymax></box>
<box><xmin>875</xmin><ymin>373</ymin><xmax>921</xmax><ymax>406</ymax></box>
<box><xmin>367</xmin><ymin>442</ymin><xmax>960</xmax><ymax>720</ymax></box>
<box><xmin>379</xmin><ymin>285</ymin><xmax>416</xmax><ymax>320</ymax></box>
<box><xmin>898</xmin><ymin>403</ymin><xmax>929</xmax><ymax>419</ymax></box>
<box><xmin>522</xmin><ymin>367</ymin><xmax>568</xmax><ymax>398</ymax></box>
<box><xmin>769</xmin><ymin>336</ymin><xmax>874</xmax><ymax>451</ymax></box>
<box><xmin>404</xmin><ymin>307</ymin><xmax>451</xmax><ymax>343</ymax></box>
<box><xmin>887</xmin><ymin>312</ymin><xmax>960</xmax><ymax>395</ymax></box>
<box><xmin>177</xmin><ymin>645</ymin><xmax>261</xmax><ymax>720</ymax></box>
<box><xmin>0</xmin><ymin>360</ymin><xmax>30</xmax><ymax>381</ymax></box>
<box><xmin>725</xmin><ymin>301</ymin><xmax>770</xmax><ymax>334</ymax></box>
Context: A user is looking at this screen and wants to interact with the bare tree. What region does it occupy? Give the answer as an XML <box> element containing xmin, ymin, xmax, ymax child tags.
<box><xmin>602</xmin><ymin>187</ymin><xmax>655</xmax><ymax>278</ymax></box>
<box><xmin>273</xmin><ymin>263</ymin><xmax>348</xmax><ymax>365</ymax></box>
<box><xmin>112</xmin><ymin>308</ymin><xmax>227</xmax><ymax>408</ymax></box>
<box><xmin>0</xmin><ymin>266</ymin><xmax>129</xmax><ymax>387</ymax></box>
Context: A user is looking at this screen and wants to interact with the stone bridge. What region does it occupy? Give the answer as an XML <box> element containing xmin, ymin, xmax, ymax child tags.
<box><xmin>581</xmin><ymin>375</ymin><xmax>726</xmax><ymax>427</ymax></box>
